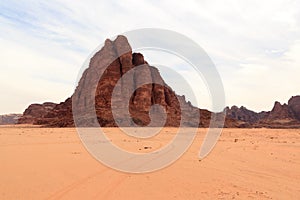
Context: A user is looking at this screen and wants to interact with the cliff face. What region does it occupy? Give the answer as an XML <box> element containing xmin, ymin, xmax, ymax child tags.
<box><xmin>18</xmin><ymin>102</ymin><xmax>57</xmax><ymax>124</ymax></box>
<box><xmin>225</xmin><ymin>96</ymin><xmax>300</xmax><ymax>128</ymax></box>
<box><xmin>288</xmin><ymin>96</ymin><xmax>300</xmax><ymax>120</ymax></box>
<box><xmin>225</xmin><ymin>106</ymin><xmax>267</xmax><ymax>124</ymax></box>
<box><xmin>18</xmin><ymin>35</ymin><xmax>300</xmax><ymax>128</ymax></box>
<box><xmin>19</xmin><ymin>35</ymin><xmax>217</xmax><ymax>127</ymax></box>
<box><xmin>73</xmin><ymin>36</ymin><xmax>201</xmax><ymax>127</ymax></box>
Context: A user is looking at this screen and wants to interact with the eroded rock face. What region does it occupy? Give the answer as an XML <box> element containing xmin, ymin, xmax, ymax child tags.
<box><xmin>19</xmin><ymin>36</ymin><xmax>211</xmax><ymax>127</ymax></box>
<box><xmin>225</xmin><ymin>106</ymin><xmax>267</xmax><ymax>124</ymax></box>
<box><xmin>225</xmin><ymin>97</ymin><xmax>300</xmax><ymax>128</ymax></box>
<box><xmin>18</xmin><ymin>35</ymin><xmax>300</xmax><ymax>128</ymax></box>
<box><xmin>41</xmin><ymin>98</ymin><xmax>73</xmax><ymax>127</ymax></box>
<box><xmin>267</xmin><ymin>101</ymin><xmax>295</xmax><ymax>121</ymax></box>
<box><xmin>288</xmin><ymin>96</ymin><xmax>300</xmax><ymax>120</ymax></box>
<box><xmin>18</xmin><ymin>102</ymin><xmax>57</xmax><ymax>124</ymax></box>
<box><xmin>79</xmin><ymin>36</ymin><xmax>200</xmax><ymax>127</ymax></box>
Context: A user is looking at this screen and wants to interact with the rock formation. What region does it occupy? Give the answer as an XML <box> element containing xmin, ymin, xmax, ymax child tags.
<box><xmin>18</xmin><ymin>35</ymin><xmax>300</xmax><ymax>128</ymax></box>
<box><xmin>288</xmin><ymin>96</ymin><xmax>300</xmax><ymax>120</ymax></box>
<box><xmin>225</xmin><ymin>106</ymin><xmax>267</xmax><ymax>124</ymax></box>
<box><xmin>18</xmin><ymin>102</ymin><xmax>57</xmax><ymax>124</ymax></box>
<box><xmin>225</xmin><ymin>96</ymin><xmax>300</xmax><ymax>128</ymax></box>
<box><xmin>265</xmin><ymin>101</ymin><xmax>295</xmax><ymax>122</ymax></box>
<box><xmin>19</xmin><ymin>35</ymin><xmax>223</xmax><ymax>127</ymax></box>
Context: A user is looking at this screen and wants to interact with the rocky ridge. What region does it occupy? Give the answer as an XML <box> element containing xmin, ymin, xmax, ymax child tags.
<box><xmin>17</xmin><ymin>36</ymin><xmax>300</xmax><ymax>128</ymax></box>
<box><xmin>225</xmin><ymin>96</ymin><xmax>300</xmax><ymax>128</ymax></box>
<box><xmin>19</xmin><ymin>36</ymin><xmax>231</xmax><ymax>127</ymax></box>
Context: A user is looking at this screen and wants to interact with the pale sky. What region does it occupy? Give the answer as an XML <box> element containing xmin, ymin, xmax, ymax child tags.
<box><xmin>0</xmin><ymin>0</ymin><xmax>300</xmax><ymax>114</ymax></box>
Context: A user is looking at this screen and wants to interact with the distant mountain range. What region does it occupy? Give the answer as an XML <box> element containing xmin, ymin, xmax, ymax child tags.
<box><xmin>225</xmin><ymin>96</ymin><xmax>300</xmax><ymax>128</ymax></box>
<box><xmin>0</xmin><ymin>114</ymin><xmax>21</xmax><ymax>125</ymax></box>
<box><xmin>11</xmin><ymin>36</ymin><xmax>300</xmax><ymax>128</ymax></box>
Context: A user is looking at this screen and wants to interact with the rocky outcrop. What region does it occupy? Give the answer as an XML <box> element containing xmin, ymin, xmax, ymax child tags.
<box><xmin>75</xmin><ymin>36</ymin><xmax>207</xmax><ymax>127</ymax></box>
<box><xmin>18</xmin><ymin>35</ymin><xmax>300</xmax><ymax>128</ymax></box>
<box><xmin>225</xmin><ymin>96</ymin><xmax>300</xmax><ymax>128</ymax></box>
<box><xmin>0</xmin><ymin>114</ymin><xmax>21</xmax><ymax>125</ymax></box>
<box><xmin>18</xmin><ymin>102</ymin><xmax>57</xmax><ymax>124</ymax></box>
<box><xmin>225</xmin><ymin>106</ymin><xmax>267</xmax><ymax>124</ymax></box>
<box><xmin>288</xmin><ymin>96</ymin><xmax>300</xmax><ymax>120</ymax></box>
<box><xmin>266</xmin><ymin>101</ymin><xmax>295</xmax><ymax>121</ymax></box>
<box><xmin>19</xmin><ymin>35</ymin><xmax>219</xmax><ymax>128</ymax></box>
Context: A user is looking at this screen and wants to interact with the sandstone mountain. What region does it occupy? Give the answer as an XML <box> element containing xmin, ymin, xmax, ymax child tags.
<box><xmin>18</xmin><ymin>36</ymin><xmax>300</xmax><ymax>128</ymax></box>
<box><xmin>18</xmin><ymin>35</ymin><xmax>234</xmax><ymax>128</ymax></box>
<box><xmin>225</xmin><ymin>106</ymin><xmax>267</xmax><ymax>125</ymax></box>
<box><xmin>18</xmin><ymin>102</ymin><xmax>57</xmax><ymax>124</ymax></box>
<box><xmin>225</xmin><ymin>96</ymin><xmax>300</xmax><ymax>128</ymax></box>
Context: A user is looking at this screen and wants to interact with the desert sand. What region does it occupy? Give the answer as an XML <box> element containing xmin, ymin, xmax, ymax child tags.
<box><xmin>0</xmin><ymin>126</ymin><xmax>299</xmax><ymax>200</ymax></box>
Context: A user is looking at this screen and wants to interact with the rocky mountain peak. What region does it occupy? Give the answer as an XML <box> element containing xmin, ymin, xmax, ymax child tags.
<box><xmin>17</xmin><ymin>36</ymin><xmax>300</xmax><ymax>129</ymax></box>
<box><xmin>19</xmin><ymin>35</ymin><xmax>205</xmax><ymax>127</ymax></box>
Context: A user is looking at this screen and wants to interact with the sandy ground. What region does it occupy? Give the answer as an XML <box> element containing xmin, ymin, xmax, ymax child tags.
<box><xmin>0</xmin><ymin>126</ymin><xmax>299</xmax><ymax>200</ymax></box>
